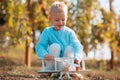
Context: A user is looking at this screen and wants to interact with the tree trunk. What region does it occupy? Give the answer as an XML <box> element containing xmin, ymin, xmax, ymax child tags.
<box><xmin>32</xmin><ymin>26</ymin><xmax>37</xmax><ymax>53</ymax></box>
<box><xmin>25</xmin><ymin>0</ymin><xmax>33</xmax><ymax>68</ymax></box>
<box><xmin>0</xmin><ymin>0</ymin><xmax>6</xmax><ymax>2</ymax></box>
<box><xmin>109</xmin><ymin>0</ymin><xmax>114</xmax><ymax>69</ymax></box>
<box><xmin>38</xmin><ymin>0</ymin><xmax>48</xmax><ymax>18</ymax></box>
<box><xmin>32</xmin><ymin>0</ymin><xmax>48</xmax><ymax>53</ymax></box>
<box><xmin>109</xmin><ymin>0</ymin><xmax>114</xmax><ymax>12</ymax></box>
<box><xmin>25</xmin><ymin>40</ymin><xmax>31</xmax><ymax>68</ymax></box>
<box><xmin>110</xmin><ymin>47</ymin><xmax>114</xmax><ymax>69</ymax></box>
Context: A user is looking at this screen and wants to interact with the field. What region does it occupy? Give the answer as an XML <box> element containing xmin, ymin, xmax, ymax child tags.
<box><xmin>0</xmin><ymin>46</ymin><xmax>120</xmax><ymax>80</ymax></box>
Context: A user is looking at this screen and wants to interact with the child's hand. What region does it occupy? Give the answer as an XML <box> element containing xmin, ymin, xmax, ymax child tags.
<box><xmin>74</xmin><ymin>59</ymin><xmax>81</xmax><ymax>71</ymax></box>
<box><xmin>44</xmin><ymin>54</ymin><xmax>54</xmax><ymax>60</ymax></box>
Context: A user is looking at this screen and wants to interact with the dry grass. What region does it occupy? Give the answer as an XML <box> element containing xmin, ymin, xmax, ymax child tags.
<box><xmin>0</xmin><ymin>46</ymin><xmax>120</xmax><ymax>80</ymax></box>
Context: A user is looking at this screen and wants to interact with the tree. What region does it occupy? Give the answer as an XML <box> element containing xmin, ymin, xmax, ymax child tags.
<box><xmin>68</xmin><ymin>0</ymin><xmax>120</xmax><ymax>69</ymax></box>
<box><xmin>0</xmin><ymin>1</ymin><xmax>7</xmax><ymax>46</ymax></box>
<box><xmin>90</xmin><ymin>0</ymin><xmax>118</xmax><ymax>69</ymax></box>
<box><xmin>67</xmin><ymin>0</ymin><xmax>99</xmax><ymax>55</ymax></box>
<box><xmin>0</xmin><ymin>0</ymin><xmax>65</xmax><ymax>68</ymax></box>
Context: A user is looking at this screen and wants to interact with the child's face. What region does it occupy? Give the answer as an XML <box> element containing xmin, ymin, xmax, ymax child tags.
<box><xmin>49</xmin><ymin>12</ymin><xmax>67</xmax><ymax>30</ymax></box>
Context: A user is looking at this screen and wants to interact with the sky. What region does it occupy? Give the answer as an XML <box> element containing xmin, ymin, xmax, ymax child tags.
<box><xmin>69</xmin><ymin>0</ymin><xmax>120</xmax><ymax>15</ymax></box>
<box><xmin>113</xmin><ymin>0</ymin><xmax>120</xmax><ymax>15</ymax></box>
<box><xmin>99</xmin><ymin>0</ymin><xmax>120</xmax><ymax>15</ymax></box>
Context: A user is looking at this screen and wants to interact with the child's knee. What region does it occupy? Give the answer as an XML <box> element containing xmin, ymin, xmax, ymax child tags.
<box><xmin>64</xmin><ymin>46</ymin><xmax>74</xmax><ymax>57</ymax></box>
<box><xmin>49</xmin><ymin>43</ymin><xmax>61</xmax><ymax>57</ymax></box>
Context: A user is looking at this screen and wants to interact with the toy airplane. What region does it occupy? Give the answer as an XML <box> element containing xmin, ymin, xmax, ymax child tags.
<box><xmin>37</xmin><ymin>56</ymin><xmax>89</xmax><ymax>80</ymax></box>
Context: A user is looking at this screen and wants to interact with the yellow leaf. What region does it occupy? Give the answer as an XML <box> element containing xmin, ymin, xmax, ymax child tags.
<box><xmin>97</xmin><ymin>23</ymin><xmax>103</xmax><ymax>28</ymax></box>
<box><xmin>5</xmin><ymin>32</ymin><xmax>10</xmax><ymax>37</ymax></box>
<box><xmin>34</xmin><ymin>19</ymin><xmax>38</xmax><ymax>23</ymax></box>
<box><xmin>105</xmin><ymin>32</ymin><xmax>111</xmax><ymax>38</ymax></box>
<box><xmin>110</xmin><ymin>24</ymin><xmax>115</xmax><ymax>29</ymax></box>
<box><xmin>8</xmin><ymin>17</ymin><xmax>14</xmax><ymax>27</ymax></box>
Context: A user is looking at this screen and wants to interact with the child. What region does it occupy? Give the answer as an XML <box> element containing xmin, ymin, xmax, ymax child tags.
<box><xmin>36</xmin><ymin>1</ymin><xmax>83</xmax><ymax>71</ymax></box>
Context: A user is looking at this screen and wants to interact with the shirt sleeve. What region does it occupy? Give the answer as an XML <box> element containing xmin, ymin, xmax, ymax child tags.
<box><xmin>35</xmin><ymin>29</ymin><xmax>49</xmax><ymax>59</ymax></box>
<box><xmin>70</xmin><ymin>31</ymin><xmax>83</xmax><ymax>60</ymax></box>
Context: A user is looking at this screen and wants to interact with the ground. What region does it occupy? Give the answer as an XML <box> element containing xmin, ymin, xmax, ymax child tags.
<box><xmin>0</xmin><ymin>47</ymin><xmax>120</xmax><ymax>80</ymax></box>
<box><xmin>0</xmin><ymin>56</ymin><xmax>120</xmax><ymax>80</ymax></box>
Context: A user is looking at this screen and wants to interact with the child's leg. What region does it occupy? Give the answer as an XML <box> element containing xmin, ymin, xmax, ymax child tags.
<box><xmin>64</xmin><ymin>46</ymin><xmax>74</xmax><ymax>58</ymax></box>
<box><xmin>64</xmin><ymin>45</ymin><xmax>74</xmax><ymax>65</ymax></box>
<box><xmin>63</xmin><ymin>46</ymin><xmax>75</xmax><ymax>71</ymax></box>
<box><xmin>64</xmin><ymin>46</ymin><xmax>81</xmax><ymax>71</ymax></box>
<box><xmin>49</xmin><ymin>43</ymin><xmax>61</xmax><ymax>57</ymax></box>
<box><xmin>46</xmin><ymin>43</ymin><xmax>61</xmax><ymax>71</ymax></box>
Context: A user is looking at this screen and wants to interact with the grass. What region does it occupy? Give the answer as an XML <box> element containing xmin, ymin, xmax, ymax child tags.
<box><xmin>0</xmin><ymin>45</ymin><xmax>120</xmax><ymax>80</ymax></box>
<box><xmin>0</xmin><ymin>45</ymin><xmax>38</xmax><ymax>70</ymax></box>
